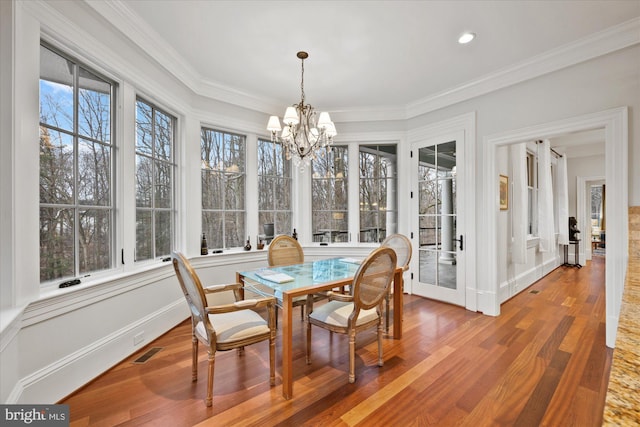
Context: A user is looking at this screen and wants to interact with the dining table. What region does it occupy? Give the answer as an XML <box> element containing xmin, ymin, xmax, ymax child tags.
<box><xmin>237</xmin><ymin>257</ymin><xmax>404</xmax><ymax>399</ymax></box>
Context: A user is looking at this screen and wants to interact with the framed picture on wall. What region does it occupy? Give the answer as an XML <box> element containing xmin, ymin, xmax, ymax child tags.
<box><xmin>499</xmin><ymin>175</ymin><xmax>509</xmax><ymax>210</ymax></box>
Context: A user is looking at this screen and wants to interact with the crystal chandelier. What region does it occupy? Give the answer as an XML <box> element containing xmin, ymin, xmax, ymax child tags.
<box><xmin>267</xmin><ymin>51</ymin><xmax>337</xmax><ymax>169</ymax></box>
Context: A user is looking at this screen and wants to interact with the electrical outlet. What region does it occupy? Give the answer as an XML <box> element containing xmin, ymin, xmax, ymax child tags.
<box><xmin>134</xmin><ymin>332</ymin><xmax>145</xmax><ymax>346</ymax></box>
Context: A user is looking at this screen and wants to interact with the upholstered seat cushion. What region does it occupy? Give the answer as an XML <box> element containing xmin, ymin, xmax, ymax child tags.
<box><xmin>309</xmin><ymin>301</ymin><xmax>378</xmax><ymax>327</ymax></box>
<box><xmin>196</xmin><ymin>310</ymin><xmax>270</xmax><ymax>344</ymax></box>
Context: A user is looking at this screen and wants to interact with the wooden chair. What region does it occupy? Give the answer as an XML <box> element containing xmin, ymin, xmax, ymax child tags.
<box><xmin>268</xmin><ymin>235</ymin><xmax>326</xmax><ymax>322</ymax></box>
<box><xmin>306</xmin><ymin>247</ymin><xmax>397</xmax><ymax>383</ymax></box>
<box><xmin>381</xmin><ymin>233</ymin><xmax>412</xmax><ymax>333</ymax></box>
<box><xmin>268</xmin><ymin>234</ymin><xmax>304</xmax><ymax>267</ymax></box>
<box><xmin>171</xmin><ymin>252</ymin><xmax>276</xmax><ymax>407</ymax></box>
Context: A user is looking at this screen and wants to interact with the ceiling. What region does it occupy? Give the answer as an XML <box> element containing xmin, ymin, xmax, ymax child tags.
<box><xmin>101</xmin><ymin>0</ymin><xmax>639</xmax><ymax>119</ymax></box>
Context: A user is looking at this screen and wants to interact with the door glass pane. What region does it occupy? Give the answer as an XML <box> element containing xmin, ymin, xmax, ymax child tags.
<box><xmin>418</xmin><ymin>140</ymin><xmax>458</xmax><ymax>289</ymax></box>
<box><xmin>419</xmin><ymin>250</ymin><xmax>437</xmax><ymax>285</ymax></box>
<box><xmin>438</xmin><ymin>256</ymin><xmax>457</xmax><ymax>289</ymax></box>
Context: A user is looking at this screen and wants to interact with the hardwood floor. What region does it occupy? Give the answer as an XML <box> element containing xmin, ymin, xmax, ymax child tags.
<box><xmin>62</xmin><ymin>256</ymin><xmax>612</xmax><ymax>426</ymax></box>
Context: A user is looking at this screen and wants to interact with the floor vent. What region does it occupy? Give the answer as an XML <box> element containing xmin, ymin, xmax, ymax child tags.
<box><xmin>530</xmin><ymin>290</ymin><xmax>540</xmax><ymax>294</ymax></box>
<box><xmin>133</xmin><ymin>347</ymin><xmax>163</xmax><ymax>364</ymax></box>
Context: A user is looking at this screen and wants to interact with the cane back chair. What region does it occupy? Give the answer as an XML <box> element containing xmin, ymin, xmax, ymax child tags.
<box><xmin>268</xmin><ymin>235</ymin><xmax>327</xmax><ymax>321</ymax></box>
<box><xmin>171</xmin><ymin>252</ymin><xmax>276</xmax><ymax>407</ymax></box>
<box><xmin>380</xmin><ymin>233</ymin><xmax>412</xmax><ymax>332</ymax></box>
<box><xmin>306</xmin><ymin>246</ymin><xmax>397</xmax><ymax>383</ymax></box>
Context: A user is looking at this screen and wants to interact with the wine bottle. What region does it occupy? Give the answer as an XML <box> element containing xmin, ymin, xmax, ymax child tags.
<box><xmin>201</xmin><ymin>233</ymin><xmax>208</xmax><ymax>255</ymax></box>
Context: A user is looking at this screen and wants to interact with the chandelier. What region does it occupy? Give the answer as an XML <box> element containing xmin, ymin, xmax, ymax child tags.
<box><xmin>267</xmin><ymin>51</ymin><xmax>337</xmax><ymax>169</ymax></box>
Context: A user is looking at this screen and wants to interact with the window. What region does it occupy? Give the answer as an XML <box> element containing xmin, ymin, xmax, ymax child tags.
<box><xmin>258</xmin><ymin>139</ymin><xmax>292</xmax><ymax>238</ymax></box>
<box><xmin>39</xmin><ymin>44</ymin><xmax>115</xmax><ymax>282</ymax></box>
<box><xmin>359</xmin><ymin>145</ymin><xmax>397</xmax><ymax>243</ymax></box>
<box><xmin>201</xmin><ymin>128</ymin><xmax>246</xmax><ymax>249</ymax></box>
<box><xmin>135</xmin><ymin>99</ymin><xmax>176</xmax><ymax>261</ymax></box>
<box><xmin>591</xmin><ymin>184</ymin><xmax>604</xmax><ymax>234</ymax></box>
<box><xmin>312</xmin><ymin>146</ymin><xmax>348</xmax><ymax>243</ymax></box>
<box><xmin>526</xmin><ymin>151</ymin><xmax>538</xmax><ymax>236</ymax></box>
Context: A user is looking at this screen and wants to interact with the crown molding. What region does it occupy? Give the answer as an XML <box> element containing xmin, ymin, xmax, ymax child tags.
<box><xmin>86</xmin><ymin>0</ymin><xmax>285</xmax><ymax>114</ymax></box>
<box><xmin>406</xmin><ymin>17</ymin><xmax>640</xmax><ymax>119</ymax></box>
<box><xmin>24</xmin><ymin>0</ymin><xmax>192</xmax><ymax>115</ymax></box>
<box><xmin>85</xmin><ymin>0</ymin><xmax>202</xmax><ymax>93</ymax></box>
<box><xmin>81</xmin><ymin>2</ymin><xmax>640</xmax><ymax>122</ymax></box>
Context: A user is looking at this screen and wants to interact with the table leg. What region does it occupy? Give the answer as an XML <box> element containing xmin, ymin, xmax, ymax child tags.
<box><xmin>392</xmin><ymin>270</ymin><xmax>403</xmax><ymax>339</ymax></box>
<box><xmin>282</xmin><ymin>292</ymin><xmax>293</xmax><ymax>399</ymax></box>
<box><xmin>235</xmin><ymin>272</ymin><xmax>245</xmax><ymax>299</ymax></box>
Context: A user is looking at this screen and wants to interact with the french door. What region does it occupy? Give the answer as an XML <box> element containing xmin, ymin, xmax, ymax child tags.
<box><xmin>411</xmin><ymin>134</ymin><xmax>466</xmax><ymax>306</ymax></box>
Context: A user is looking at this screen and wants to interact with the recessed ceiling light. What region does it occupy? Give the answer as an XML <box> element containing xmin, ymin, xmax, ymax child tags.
<box><xmin>458</xmin><ymin>32</ymin><xmax>476</xmax><ymax>44</ymax></box>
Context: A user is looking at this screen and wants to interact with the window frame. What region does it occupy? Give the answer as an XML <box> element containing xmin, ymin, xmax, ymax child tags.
<box><xmin>307</xmin><ymin>142</ymin><xmax>399</xmax><ymax>246</ymax></box>
<box><xmin>359</xmin><ymin>144</ymin><xmax>398</xmax><ymax>243</ymax></box>
<box><xmin>526</xmin><ymin>150</ymin><xmax>539</xmax><ymax>237</ymax></box>
<box><xmin>257</xmin><ymin>138</ymin><xmax>293</xmax><ymax>240</ymax></box>
<box><xmin>311</xmin><ymin>145</ymin><xmax>350</xmax><ymax>243</ymax></box>
<box><xmin>134</xmin><ymin>97</ymin><xmax>177</xmax><ymax>262</ymax></box>
<box><xmin>200</xmin><ymin>127</ymin><xmax>247</xmax><ymax>250</ymax></box>
<box><xmin>38</xmin><ymin>42</ymin><xmax>117</xmax><ymax>285</ymax></box>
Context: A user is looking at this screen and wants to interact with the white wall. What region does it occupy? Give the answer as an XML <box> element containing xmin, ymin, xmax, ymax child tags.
<box><xmin>1</xmin><ymin>0</ymin><xmax>638</xmax><ymax>404</ymax></box>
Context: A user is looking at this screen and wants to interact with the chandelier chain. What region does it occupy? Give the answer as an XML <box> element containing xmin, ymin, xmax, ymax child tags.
<box><xmin>300</xmin><ymin>56</ymin><xmax>305</xmax><ymax>105</ymax></box>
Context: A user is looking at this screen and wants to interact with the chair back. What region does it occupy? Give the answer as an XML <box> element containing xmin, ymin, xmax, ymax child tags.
<box><xmin>268</xmin><ymin>235</ymin><xmax>304</xmax><ymax>266</ymax></box>
<box><xmin>352</xmin><ymin>247</ymin><xmax>397</xmax><ymax>310</ymax></box>
<box><xmin>381</xmin><ymin>233</ymin><xmax>412</xmax><ymax>271</ymax></box>
<box><xmin>172</xmin><ymin>252</ymin><xmax>210</xmax><ymax>335</ymax></box>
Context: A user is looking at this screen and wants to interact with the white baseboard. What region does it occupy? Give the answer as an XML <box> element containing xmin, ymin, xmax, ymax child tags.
<box><xmin>499</xmin><ymin>257</ymin><xmax>560</xmax><ymax>303</ymax></box>
<box><xmin>7</xmin><ymin>299</ymin><xmax>188</xmax><ymax>404</ymax></box>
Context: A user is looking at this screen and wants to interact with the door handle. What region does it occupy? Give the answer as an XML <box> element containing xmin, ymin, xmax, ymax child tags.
<box><xmin>453</xmin><ymin>235</ymin><xmax>463</xmax><ymax>251</ymax></box>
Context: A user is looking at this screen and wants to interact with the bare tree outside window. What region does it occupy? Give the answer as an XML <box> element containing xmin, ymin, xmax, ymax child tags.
<box><xmin>359</xmin><ymin>145</ymin><xmax>397</xmax><ymax>243</ymax></box>
<box><xmin>258</xmin><ymin>139</ymin><xmax>292</xmax><ymax>238</ymax></box>
<box><xmin>312</xmin><ymin>146</ymin><xmax>348</xmax><ymax>243</ymax></box>
<box><xmin>201</xmin><ymin>128</ymin><xmax>246</xmax><ymax>249</ymax></box>
<box><xmin>39</xmin><ymin>44</ymin><xmax>114</xmax><ymax>283</ymax></box>
<box><xmin>135</xmin><ymin>99</ymin><xmax>175</xmax><ymax>261</ymax></box>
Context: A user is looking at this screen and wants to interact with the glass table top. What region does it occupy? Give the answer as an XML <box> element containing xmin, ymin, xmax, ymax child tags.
<box><xmin>240</xmin><ymin>257</ymin><xmax>362</xmax><ymax>301</ymax></box>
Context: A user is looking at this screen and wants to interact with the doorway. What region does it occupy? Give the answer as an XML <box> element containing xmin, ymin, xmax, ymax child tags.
<box><xmin>482</xmin><ymin>107</ymin><xmax>628</xmax><ymax>348</ymax></box>
<box><xmin>411</xmin><ymin>136</ymin><xmax>465</xmax><ymax>306</ymax></box>
<box><xmin>407</xmin><ymin>112</ymin><xmax>476</xmax><ymax>311</ymax></box>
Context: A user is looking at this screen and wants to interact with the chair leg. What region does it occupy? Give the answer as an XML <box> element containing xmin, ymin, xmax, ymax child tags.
<box><xmin>269</xmin><ymin>331</ymin><xmax>276</xmax><ymax>386</ymax></box>
<box><xmin>306</xmin><ymin>319</ymin><xmax>312</xmax><ymax>364</ymax></box>
<box><xmin>385</xmin><ymin>293</ymin><xmax>391</xmax><ymax>333</ymax></box>
<box><xmin>191</xmin><ymin>336</ymin><xmax>198</xmax><ymax>382</ymax></box>
<box><xmin>206</xmin><ymin>350</ymin><xmax>215</xmax><ymax>407</ymax></box>
<box><xmin>349</xmin><ymin>329</ymin><xmax>356</xmax><ymax>383</ymax></box>
<box><xmin>377</xmin><ymin>320</ymin><xmax>384</xmax><ymax>367</ymax></box>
